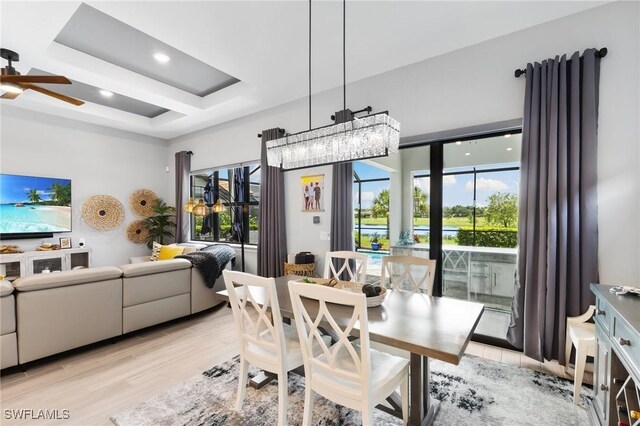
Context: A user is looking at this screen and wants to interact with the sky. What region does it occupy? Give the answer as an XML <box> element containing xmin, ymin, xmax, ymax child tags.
<box><xmin>353</xmin><ymin>162</ymin><xmax>519</xmax><ymax>209</ymax></box>
<box><xmin>0</xmin><ymin>174</ymin><xmax>70</xmax><ymax>204</ymax></box>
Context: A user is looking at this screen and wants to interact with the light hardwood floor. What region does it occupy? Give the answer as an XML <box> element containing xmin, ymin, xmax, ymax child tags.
<box><xmin>0</xmin><ymin>305</ymin><xmax>591</xmax><ymax>425</ymax></box>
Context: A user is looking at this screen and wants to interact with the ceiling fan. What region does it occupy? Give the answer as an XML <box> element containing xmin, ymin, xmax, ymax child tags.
<box><xmin>0</xmin><ymin>48</ymin><xmax>84</xmax><ymax>106</ymax></box>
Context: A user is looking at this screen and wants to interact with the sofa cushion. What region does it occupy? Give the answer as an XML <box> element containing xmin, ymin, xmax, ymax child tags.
<box><xmin>13</xmin><ymin>267</ymin><xmax>123</xmax><ymax>292</ymax></box>
<box><xmin>158</xmin><ymin>245</ymin><xmax>185</xmax><ymax>260</ymax></box>
<box><xmin>1</xmin><ymin>280</ymin><xmax>14</xmax><ymax>297</ymax></box>
<box><xmin>1</xmin><ymin>293</ymin><xmax>15</xmax><ymax>335</ymax></box>
<box><xmin>119</xmin><ymin>258</ymin><xmax>191</xmax><ymax>278</ymax></box>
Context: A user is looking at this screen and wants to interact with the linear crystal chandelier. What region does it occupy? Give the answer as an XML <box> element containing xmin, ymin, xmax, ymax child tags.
<box><xmin>266</xmin><ymin>112</ymin><xmax>400</xmax><ymax>170</ymax></box>
<box><xmin>265</xmin><ymin>0</ymin><xmax>400</xmax><ymax>171</ymax></box>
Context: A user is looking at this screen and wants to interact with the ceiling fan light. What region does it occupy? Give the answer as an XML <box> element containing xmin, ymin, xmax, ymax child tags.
<box><xmin>0</xmin><ymin>82</ymin><xmax>23</xmax><ymax>94</ymax></box>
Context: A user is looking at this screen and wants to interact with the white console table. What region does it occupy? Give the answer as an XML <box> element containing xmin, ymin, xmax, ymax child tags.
<box><xmin>0</xmin><ymin>248</ymin><xmax>92</xmax><ymax>281</ymax></box>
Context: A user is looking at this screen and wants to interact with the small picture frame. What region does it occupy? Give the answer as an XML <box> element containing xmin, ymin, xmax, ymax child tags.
<box><xmin>301</xmin><ymin>174</ymin><xmax>324</xmax><ymax>212</ymax></box>
<box><xmin>59</xmin><ymin>237</ymin><xmax>72</xmax><ymax>249</ymax></box>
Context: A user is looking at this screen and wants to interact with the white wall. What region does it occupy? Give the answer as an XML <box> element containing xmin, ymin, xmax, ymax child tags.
<box><xmin>0</xmin><ymin>107</ymin><xmax>170</xmax><ymax>267</ymax></box>
<box><xmin>167</xmin><ymin>1</ymin><xmax>638</xmax><ymax>285</ymax></box>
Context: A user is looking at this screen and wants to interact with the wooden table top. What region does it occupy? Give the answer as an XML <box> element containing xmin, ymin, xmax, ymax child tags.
<box><xmin>216</xmin><ymin>275</ymin><xmax>485</xmax><ymax>365</ymax></box>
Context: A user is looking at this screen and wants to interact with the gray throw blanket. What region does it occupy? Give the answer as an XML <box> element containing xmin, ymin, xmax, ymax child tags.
<box><xmin>176</xmin><ymin>245</ymin><xmax>236</xmax><ymax>288</ymax></box>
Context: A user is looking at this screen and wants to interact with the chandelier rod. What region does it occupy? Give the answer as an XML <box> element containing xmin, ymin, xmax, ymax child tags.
<box><xmin>308</xmin><ymin>0</ymin><xmax>312</xmax><ymax>130</ymax></box>
<box><xmin>342</xmin><ymin>0</ymin><xmax>346</xmax><ymax>112</ymax></box>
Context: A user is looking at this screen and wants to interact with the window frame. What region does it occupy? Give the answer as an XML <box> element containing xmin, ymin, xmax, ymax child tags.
<box><xmin>189</xmin><ymin>163</ymin><xmax>261</xmax><ymax>245</ymax></box>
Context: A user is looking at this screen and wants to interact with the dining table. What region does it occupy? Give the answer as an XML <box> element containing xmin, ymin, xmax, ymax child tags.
<box><xmin>215</xmin><ymin>275</ymin><xmax>484</xmax><ymax>426</ymax></box>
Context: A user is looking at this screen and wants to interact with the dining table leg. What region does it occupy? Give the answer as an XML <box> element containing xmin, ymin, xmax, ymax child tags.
<box><xmin>410</xmin><ymin>353</ymin><xmax>440</xmax><ymax>426</ymax></box>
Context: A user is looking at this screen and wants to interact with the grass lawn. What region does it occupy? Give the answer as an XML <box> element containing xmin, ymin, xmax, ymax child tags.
<box><xmin>357</xmin><ymin>216</ymin><xmax>488</xmax><ymax>228</ymax></box>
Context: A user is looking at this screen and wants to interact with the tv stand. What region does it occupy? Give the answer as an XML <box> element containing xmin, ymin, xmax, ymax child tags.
<box><xmin>0</xmin><ymin>248</ymin><xmax>92</xmax><ymax>281</ymax></box>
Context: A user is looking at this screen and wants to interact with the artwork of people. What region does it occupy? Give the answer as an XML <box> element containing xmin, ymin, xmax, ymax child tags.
<box><xmin>301</xmin><ymin>174</ymin><xmax>324</xmax><ymax>212</ymax></box>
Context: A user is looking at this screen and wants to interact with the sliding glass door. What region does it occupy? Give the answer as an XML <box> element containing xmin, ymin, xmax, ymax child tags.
<box><xmin>389</xmin><ymin>131</ymin><xmax>521</xmax><ymax>344</ymax></box>
<box><xmin>439</xmin><ymin>134</ymin><xmax>521</xmax><ymax>341</ymax></box>
<box><xmin>352</xmin><ymin>129</ymin><xmax>521</xmax><ymax>343</ymax></box>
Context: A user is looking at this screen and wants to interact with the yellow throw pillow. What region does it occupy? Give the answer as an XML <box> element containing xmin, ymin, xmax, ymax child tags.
<box><xmin>157</xmin><ymin>245</ymin><xmax>185</xmax><ymax>261</ymax></box>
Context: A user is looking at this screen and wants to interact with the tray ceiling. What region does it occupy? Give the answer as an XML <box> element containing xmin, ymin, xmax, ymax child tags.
<box><xmin>0</xmin><ymin>1</ymin><xmax>608</xmax><ymax>140</ymax></box>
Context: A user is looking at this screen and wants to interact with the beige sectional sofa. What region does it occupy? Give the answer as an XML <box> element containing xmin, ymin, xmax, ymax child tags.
<box><xmin>14</xmin><ymin>267</ymin><xmax>123</xmax><ymax>364</ymax></box>
<box><xmin>120</xmin><ymin>259</ymin><xmax>192</xmax><ymax>333</ymax></box>
<box><xmin>1</xmin><ymin>256</ymin><xmax>229</xmax><ymax>367</ymax></box>
<box><xmin>1</xmin><ymin>280</ymin><xmax>18</xmax><ymax>369</ymax></box>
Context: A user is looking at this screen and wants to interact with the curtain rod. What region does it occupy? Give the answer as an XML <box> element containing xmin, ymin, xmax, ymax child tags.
<box><xmin>514</xmin><ymin>47</ymin><xmax>608</xmax><ymax>78</ymax></box>
<box><xmin>257</xmin><ymin>128</ymin><xmax>286</xmax><ymax>138</ymax></box>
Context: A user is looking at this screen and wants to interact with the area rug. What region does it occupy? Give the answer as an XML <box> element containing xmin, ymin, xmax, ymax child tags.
<box><xmin>111</xmin><ymin>355</ymin><xmax>591</xmax><ymax>425</ymax></box>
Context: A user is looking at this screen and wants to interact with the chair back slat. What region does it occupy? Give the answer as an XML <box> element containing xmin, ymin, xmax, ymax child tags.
<box><xmin>324</xmin><ymin>251</ymin><xmax>368</xmax><ymax>282</ymax></box>
<box><xmin>381</xmin><ymin>255</ymin><xmax>437</xmax><ymax>294</ymax></box>
<box><xmin>288</xmin><ymin>281</ymin><xmax>370</xmax><ymax>386</ymax></box>
<box><xmin>223</xmin><ymin>271</ymin><xmax>286</xmax><ymax>362</ymax></box>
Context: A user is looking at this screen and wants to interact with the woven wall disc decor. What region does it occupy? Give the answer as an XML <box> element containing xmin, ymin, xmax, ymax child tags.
<box><xmin>130</xmin><ymin>189</ymin><xmax>158</xmax><ymax>217</ymax></box>
<box><xmin>126</xmin><ymin>220</ymin><xmax>149</xmax><ymax>244</ymax></box>
<box><xmin>82</xmin><ymin>195</ymin><xmax>125</xmax><ymax>231</ymax></box>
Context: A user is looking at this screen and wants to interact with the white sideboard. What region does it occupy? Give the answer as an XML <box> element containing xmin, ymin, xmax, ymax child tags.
<box><xmin>0</xmin><ymin>248</ymin><xmax>92</xmax><ymax>281</ymax></box>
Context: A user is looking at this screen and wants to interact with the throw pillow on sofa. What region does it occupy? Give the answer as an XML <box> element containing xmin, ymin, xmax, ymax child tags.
<box><xmin>150</xmin><ymin>241</ymin><xmax>163</xmax><ymax>261</ymax></box>
<box><xmin>157</xmin><ymin>245</ymin><xmax>185</xmax><ymax>260</ymax></box>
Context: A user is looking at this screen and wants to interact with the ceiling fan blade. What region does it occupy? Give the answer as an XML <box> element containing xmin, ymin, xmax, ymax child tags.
<box><xmin>21</xmin><ymin>83</ymin><xmax>84</xmax><ymax>106</ymax></box>
<box><xmin>1</xmin><ymin>75</ymin><xmax>71</xmax><ymax>84</ymax></box>
<box><xmin>1</xmin><ymin>91</ymin><xmax>21</xmax><ymax>100</ymax></box>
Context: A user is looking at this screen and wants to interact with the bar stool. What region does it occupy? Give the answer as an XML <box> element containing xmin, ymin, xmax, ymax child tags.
<box><xmin>564</xmin><ymin>305</ymin><xmax>596</xmax><ymax>404</ymax></box>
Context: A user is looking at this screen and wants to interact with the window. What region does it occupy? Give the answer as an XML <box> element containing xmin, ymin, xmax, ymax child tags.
<box><xmin>353</xmin><ymin>162</ymin><xmax>391</xmax><ymax>250</ymax></box>
<box><xmin>190</xmin><ymin>164</ymin><xmax>260</xmax><ymax>244</ymax></box>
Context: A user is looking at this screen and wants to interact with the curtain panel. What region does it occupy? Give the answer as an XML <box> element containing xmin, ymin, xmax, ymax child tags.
<box><xmin>258</xmin><ymin>128</ymin><xmax>288</xmax><ymax>278</ymax></box>
<box><xmin>174</xmin><ymin>151</ymin><xmax>191</xmax><ymax>243</ymax></box>
<box><xmin>508</xmin><ymin>49</ymin><xmax>601</xmax><ymax>364</ymax></box>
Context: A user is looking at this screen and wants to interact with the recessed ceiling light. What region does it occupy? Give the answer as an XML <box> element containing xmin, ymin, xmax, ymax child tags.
<box><xmin>99</xmin><ymin>89</ymin><xmax>114</xmax><ymax>97</ymax></box>
<box><xmin>153</xmin><ymin>52</ymin><xmax>171</xmax><ymax>63</ymax></box>
<box><xmin>504</xmin><ymin>134</ymin><xmax>512</xmax><ymax>138</ymax></box>
<box><xmin>506</xmin><ymin>147</ymin><xmax>513</xmax><ymax>151</ymax></box>
<box><xmin>455</xmin><ymin>141</ymin><xmax>462</xmax><ymax>145</ymax></box>
<box><xmin>465</xmin><ymin>152</ymin><xmax>471</xmax><ymax>156</ymax></box>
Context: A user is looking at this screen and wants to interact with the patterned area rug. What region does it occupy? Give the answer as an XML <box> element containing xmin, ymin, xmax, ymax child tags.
<box><xmin>111</xmin><ymin>354</ymin><xmax>591</xmax><ymax>425</ymax></box>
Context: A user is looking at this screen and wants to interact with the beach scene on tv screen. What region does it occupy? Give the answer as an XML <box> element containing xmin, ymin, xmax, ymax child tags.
<box><xmin>0</xmin><ymin>174</ymin><xmax>72</xmax><ymax>233</ymax></box>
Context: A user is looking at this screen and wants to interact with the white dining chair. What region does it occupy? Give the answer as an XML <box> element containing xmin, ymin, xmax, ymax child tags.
<box><xmin>223</xmin><ymin>270</ymin><xmax>329</xmax><ymax>425</ymax></box>
<box><xmin>324</xmin><ymin>251</ymin><xmax>368</xmax><ymax>282</ymax></box>
<box><xmin>374</xmin><ymin>256</ymin><xmax>438</xmax><ymax>360</ymax></box>
<box><xmin>288</xmin><ymin>280</ymin><xmax>409</xmax><ymax>425</ymax></box>
<box><xmin>565</xmin><ymin>305</ymin><xmax>596</xmax><ymax>404</ymax></box>
<box><xmin>380</xmin><ymin>255</ymin><xmax>437</xmax><ymax>294</ymax></box>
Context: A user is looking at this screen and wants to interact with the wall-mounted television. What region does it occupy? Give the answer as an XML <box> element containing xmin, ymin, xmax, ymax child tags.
<box><xmin>0</xmin><ymin>174</ymin><xmax>72</xmax><ymax>239</ymax></box>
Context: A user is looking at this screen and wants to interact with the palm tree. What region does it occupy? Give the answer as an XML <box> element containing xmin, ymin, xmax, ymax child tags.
<box><xmin>27</xmin><ymin>189</ymin><xmax>41</xmax><ymax>204</ymax></box>
<box><xmin>413</xmin><ymin>186</ymin><xmax>429</xmax><ymax>218</ymax></box>
<box><xmin>49</xmin><ymin>182</ymin><xmax>71</xmax><ymax>206</ymax></box>
<box><xmin>371</xmin><ymin>189</ymin><xmax>390</xmax><ymax>238</ymax></box>
<box><xmin>50</xmin><ymin>183</ymin><xmax>64</xmax><ymax>203</ymax></box>
<box><xmin>142</xmin><ymin>199</ymin><xmax>176</xmax><ymax>249</ymax></box>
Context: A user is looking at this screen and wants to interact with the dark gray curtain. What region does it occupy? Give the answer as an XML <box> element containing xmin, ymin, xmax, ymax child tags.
<box><xmin>508</xmin><ymin>49</ymin><xmax>600</xmax><ymax>364</ymax></box>
<box><xmin>174</xmin><ymin>151</ymin><xmax>191</xmax><ymax>243</ymax></box>
<box><xmin>331</xmin><ymin>109</ymin><xmax>355</xmax><ymax>255</ymax></box>
<box><xmin>258</xmin><ymin>128</ymin><xmax>287</xmax><ymax>277</ymax></box>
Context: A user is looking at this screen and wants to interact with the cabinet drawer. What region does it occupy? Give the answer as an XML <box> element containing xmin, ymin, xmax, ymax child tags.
<box><xmin>612</xmin><ymin>315</ymin><xmax>640</xmax><ymax>370</ymax></box>
<box><xmin>470</xmin><ymin>262</ymin><xmax>490</xmax><ymax>274</ymax></box>
<box><xmin>594</xmin><ymin>296</ymin><xmax>610</xmax><ymax>335</ymax></box>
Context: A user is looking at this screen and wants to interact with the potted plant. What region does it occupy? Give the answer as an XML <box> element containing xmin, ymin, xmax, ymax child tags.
<box><xmin>370</xmin><ymin>232</ymin><xmax>382</xmax><ymax>251</ymax></box>
<box><xmin>143</xmin><ymin>198</ymin><xmax>176</xmax><ymax>249</ymax></box>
